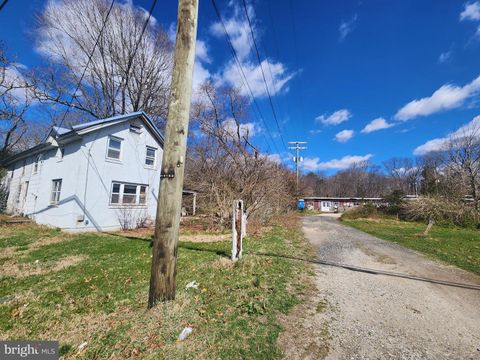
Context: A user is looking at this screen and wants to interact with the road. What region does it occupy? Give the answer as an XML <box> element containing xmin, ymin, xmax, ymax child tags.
<box><xmin>302</xmin><ymin>214</ymin><xmax>480</xmax><ymax>360</ymax></box>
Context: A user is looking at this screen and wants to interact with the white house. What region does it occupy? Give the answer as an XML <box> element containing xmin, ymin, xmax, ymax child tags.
<box><xmin>2</xmin><ymin>112</ymin><xmax>164</xmax><ymax>232</ymax></box>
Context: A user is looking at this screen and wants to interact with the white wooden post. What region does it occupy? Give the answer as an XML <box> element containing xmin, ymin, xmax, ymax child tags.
<box><xmin>231</xmin><ymin>200</ymin><xmax>244</xmax><ymax>261</ymax></box>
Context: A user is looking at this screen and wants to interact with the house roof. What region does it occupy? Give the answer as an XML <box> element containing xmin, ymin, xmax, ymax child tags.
<box><xmin>2</xmin><ymin>112</ymin><xmax>165</xmax><ymax>166</ymax></box>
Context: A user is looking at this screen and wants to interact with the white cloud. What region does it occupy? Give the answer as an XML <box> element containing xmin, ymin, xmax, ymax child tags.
<box><xmin>361</xmin><ymin>117</ymin><xmax>394</xmax><ymax>133</ymax></box>
<box><xmin>315</xmin><ymin>109</ymin><xmax>352</xmax><ymax>125</ymax></box>
<box><xmin>216</xmin><ymin>59</ymin><xmax>293</xmax><ymax>98</ymax></box>
<box><xmin>460</xmin><ymin>1</ymin><xmax>480</xmax><ymax>21</ymax></box>
<box><xmin>266</xmin><ymin>153</ymin><xmax>282</xmax><ymax>164</ymax></box>
<box><xmin>195</xmin><ymin>40</ymin><xmax>211</xmax><ymax>63</ymax></box>
<box><xmin>395</xmin><ymin>75</ymin><xmax>480</xmax><ymax>121</ymax></box>
<box><xmin>413</xmin><ymin>115</ymin><xmax>480</xmax><ymax>155</ymax></box>
<box><xmin>339</xmin><ymin>14</ymin><xmax>358</xmax><ymax>41</ymax></box>
<box><xmin>438</xmin><ymin>51</ymin><xmax>452</xmax><ymax>63</ymax></box>
<box><xmin>210</xmin><ymin>6</ymin><xmax>253</xmax><ymax>61</ymax></box>
<box><xmin>221</xmin><ymin>117</ymin><xmax>260</xmax><ymax>139</ymax></box>
<box><xmin>302</xmin><ymin>154</ymin><xmax>373</xmax><ymax>171</ymax></box>
<box><xmin>335</xmin><ymin>129</ymin><xmax>354</xmax><ymax>143</ymax></box>
<box><xmin>0</xmin><ymin>64</ymin><xmax>34</xmax><ymax>101</ymax></box>
<box><xmin>209</xmin><ymin>3</ymin><xmax>294</xmax><ymax>99</ymax></box>
<box><xmin>309</xmin><ymin>129</ymin><xmax>322</xmax><ymax>135</ymax></box>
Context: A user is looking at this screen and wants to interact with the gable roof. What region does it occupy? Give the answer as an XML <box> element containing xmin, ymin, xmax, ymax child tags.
<box><xmin>2</xmin><ymin>112</ymin><xmax>165</xmax><ymax>166</ymax></box>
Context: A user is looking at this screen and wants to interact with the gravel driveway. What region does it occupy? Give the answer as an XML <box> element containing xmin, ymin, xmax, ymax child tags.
<box><xmin>302</xmin><ymin>215</ymin><xmax>480</xmax><ymax>360</ymax></box>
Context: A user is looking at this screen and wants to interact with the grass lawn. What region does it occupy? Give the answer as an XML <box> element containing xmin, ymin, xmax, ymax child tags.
<box><xmin>342</xmin><ymin>217</ymin><xmax>480</xmax><ymax>275</ymax></box>
<box><xmin>0</xmin><ymin>215</ymin><xmax>314</xmax><ymax>359</ymax></box>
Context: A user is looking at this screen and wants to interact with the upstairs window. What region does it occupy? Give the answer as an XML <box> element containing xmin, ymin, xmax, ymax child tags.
<box><xmin>110</xmin><ymin>182</ymin><xmax>147</xmax><ymax>205</ymax></box>
<box><xmin>145</xmin><ymin>146</ymin><xmax>156</xmax><ymax>167</ymax></box>
<box><xmin>33</xmin><ymin>155</ymin><xmax>41</xmax><ymax>173</ymax></box>
<box><xmin>107</xmin><ymin>136</ymin><xmax>122</xmax><ymax>160</ymax></box>
<box><xmin>50</xmin><ymin>179</ymin><xmax>62</xmax><ymax>205</ymax></box>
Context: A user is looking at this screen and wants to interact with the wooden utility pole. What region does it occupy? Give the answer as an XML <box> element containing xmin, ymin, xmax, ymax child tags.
<box><xmin>148</xmin><ymin>0</ymin><xmax>199</xmax><ymax>308</ymax></box>
<box><xmin>288</xmin><ymin>141</ymin><xmax>307</xmax><ymax>190</ymax></box>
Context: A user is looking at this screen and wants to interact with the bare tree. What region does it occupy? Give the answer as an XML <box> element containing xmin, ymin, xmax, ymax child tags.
<box><xmin>32</xmin><ymin>0</ymin><xmax>173</xmax><ymax>127</ymax></box>
<box><xmin>383</xmin><ymin>157</ymin><xmax>421</xmax><ymax>195</ymax></box>
<box><xmin>185</xmin><ymin>83</ymin><xmax>296</xmax><ymax>225</ymax></box>
<box><xmin>445</xmin><ymin>120</ymin><xmax>480</xmax><ymax>209</ymax></box>
<box><xmin>0</xmin><ymin>44</ymin><xmax>33</xmax><ymax>158</ymax></box>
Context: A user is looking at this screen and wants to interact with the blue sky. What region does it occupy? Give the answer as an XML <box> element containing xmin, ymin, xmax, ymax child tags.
<box><xmin>2</xmin><ymin>0</ymin><xmax>480</xmax><ymax>173</ymax></box>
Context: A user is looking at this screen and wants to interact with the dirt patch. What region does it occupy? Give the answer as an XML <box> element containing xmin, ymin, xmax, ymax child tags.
<box><xmin>29</xmin><ymin>236</ymin><xmax>68</xmax><ymax>250</ymax></box>
<box><xmin>2</xmin><ymin>255</ymin><xmax>88</xmax><ymax>278</ymax></box>
<box><xmin>277</xmin><ymin>271</ymin><xmax>331</xmax><ymax>359</ymax></box>
<box><xmin>179</xmin><ymin>234</ymin><xmax>229</xmax><ymax>243</ymax></box>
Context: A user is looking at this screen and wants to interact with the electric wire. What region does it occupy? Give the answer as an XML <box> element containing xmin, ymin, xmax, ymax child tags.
<box><xmin>241</xmin><ymin>0</ymin><xmax>287</xmax><ymax>149</ymax></box>
<box><xmin>55</xmin><ymin>0</ymin><xmax>116</xmax><ymax>129</ymax></box>
<box><xmin>210</xmin><ymin>0</ymin><xmax>281</xmax><ymax>155</ymax></box>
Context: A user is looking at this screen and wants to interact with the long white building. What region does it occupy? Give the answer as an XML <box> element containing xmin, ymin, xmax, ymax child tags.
<box><xmin>2</xmin><ymin>112</ymin><xmax>164</xmax><ymax>232</ymax></box>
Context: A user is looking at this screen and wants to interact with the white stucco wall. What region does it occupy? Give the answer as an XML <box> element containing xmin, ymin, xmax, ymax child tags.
<box><xmin>5</xmin><ymin>117</ymin><xmax>163</xmax><ymax>232</ymax></box>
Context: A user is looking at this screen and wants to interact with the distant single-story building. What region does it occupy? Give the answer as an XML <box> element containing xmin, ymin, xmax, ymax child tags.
<box><xmin>301</xmin><ymin>196</ymin><xmax>384</xmax><ymax>213</ymax></box>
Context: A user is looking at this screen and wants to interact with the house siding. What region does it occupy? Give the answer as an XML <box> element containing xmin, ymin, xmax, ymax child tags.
<box><xmin>5</xmin><ymin>116</ymin><xmax>163</xmax><ymax>232</ymax></box>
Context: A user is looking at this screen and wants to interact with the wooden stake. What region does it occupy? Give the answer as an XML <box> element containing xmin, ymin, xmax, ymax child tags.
<box><xmin>148</xmin><ymin>0</ymin><xmax>198</xmax><ymax>308</ymax></box>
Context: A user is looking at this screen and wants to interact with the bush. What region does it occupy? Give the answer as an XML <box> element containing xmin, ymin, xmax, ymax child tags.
<box><xmin>0</xmin><ymin>168</ymin><xmax>8</xmax><ymax>213</ymax></box>
<box><xmin>402</xmin><ymin>196</ymin><xmax>480</xmax><ymax>228</ymax></box>
<box><xmin>381</xmin><ymin>190</ymin><xmax>405</xmax><ymax>216</ymax></box>
<box><xmin>341</xmin><ymin>204</ymin><xmax>379</xmax><ymax>220</ymax></box>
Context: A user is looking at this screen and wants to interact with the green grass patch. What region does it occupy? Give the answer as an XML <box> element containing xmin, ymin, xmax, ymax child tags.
<box><xmin>342</xmin><ymin>218</ymin><xmax>480</xmax><ymax>275</ymax></box>
<box><xmin>0</xmin><ymin>216</ymin><xmax>313</xmax><ymax>359</ymax></box>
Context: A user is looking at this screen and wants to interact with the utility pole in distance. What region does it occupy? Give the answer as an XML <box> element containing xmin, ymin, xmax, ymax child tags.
<box><xmin>148</xmin><ymin>0</ymin><xmax>199</xmax><ymax>308</ymax></box>
<box><xmin>288</xmin><ymin>141</ymin><xmax>307</xmax><ymax>190</ymax></box>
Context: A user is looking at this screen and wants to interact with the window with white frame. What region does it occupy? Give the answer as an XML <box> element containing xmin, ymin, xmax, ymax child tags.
<box><xmin>145</xmin><ymin>146</ymin><xmax>156</xmax><ymax>167</ymax></box>
<box><xmin>107</xmin><ymin>136</ymin><xmax>122</xmax><ymax>160</ymax></box>
<box><xmin>50</xmin><ymin>179</ymin><xmax>62</xmax><ymax>205</ymax></box>
<box><xmin>33</xmin><ymin>155</ymin><xmax>41</xmax><ymax>173</ymax></box>
<box><xmin>110</xmin><ymin>182</ymin><xmax>147</xmax><ymax>205</ymax></box>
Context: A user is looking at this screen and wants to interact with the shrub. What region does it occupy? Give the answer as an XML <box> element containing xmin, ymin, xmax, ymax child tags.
<box><xmin>381</xmin><ymin>190</ymin><xmax>405</xmax><ymax>216</ymax></box>
<box><xmin>0</xmin><ymin>168</ymin><xmax>8</xmax><ymax>213</ymax></box>
<box><xmin>402</xmin><ymin>196</ymin><xmax>479</xmax><ymax>228</ymax></box>
<box><xmin>341</xmin><ymin>204</ymin><xmax>379</xmax><ymax>220</ymax></box>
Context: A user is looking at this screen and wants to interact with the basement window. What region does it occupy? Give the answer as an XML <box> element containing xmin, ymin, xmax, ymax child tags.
<box><xmin>110</xmin><ymin>182</ymin><xmax>148</xmax><ymax>206</ymax></box>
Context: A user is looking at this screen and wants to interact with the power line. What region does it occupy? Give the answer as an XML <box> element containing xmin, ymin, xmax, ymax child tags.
<box><xmin>113</xmin><ymin>0</ymin><xmax>158</xmax><ymax>108</ymax></box>
<box><xmin>241</xmin><ymin>0</ymin><xmax>287</xmax><ymax>149</ymax></box>
<box><xmin>0</xmin><ymin>0</ymin><xmax>9</xmax><ymax>12</ymax></box>
<box><xmin>56</xmin><ymin>0</ymin><xmax>116</xmax><ymax>129</ymax></box>
<box><xmin>210</xmin><ymin>0</ymin><xmax>281</xmax><ymax>155</ymax></box>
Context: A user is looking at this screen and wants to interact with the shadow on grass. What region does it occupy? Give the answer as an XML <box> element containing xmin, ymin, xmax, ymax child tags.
<box><xmin>174</xmin><ymin>245</ymin><xmax>480</xmax><ymax>291</ymax></box>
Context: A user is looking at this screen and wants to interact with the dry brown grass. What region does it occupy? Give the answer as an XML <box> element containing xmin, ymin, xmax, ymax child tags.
<box><xmin>2</xmin><ymin>255</ymin><xmax>88</xmax><ymax>278</ymax></box>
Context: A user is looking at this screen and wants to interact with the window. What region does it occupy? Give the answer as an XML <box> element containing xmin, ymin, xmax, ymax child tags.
<box><xmin>22</xmin><ymin>160</ymin><xmax>26</xmax><ymax>175</ymax></box>
<box><xmin>123</xmin><ymin>184</ymin><xmax>137</xmax><ymax>204</ymax></box>
<box><xmin>24</xmin><ymin>181</ymin><xmax>29</xmax><ymax>202</ymax></box>
<box><xmin>110</xmin><ymin>182</ymin><xmax>148</xmax><ymax>205</ymax></box>
<box><xmin>107</xmin><ymin>136</ymin><xmax>122</xmax><ymax>160</ymax></box>
<box><xmin>33</xmin><ymin>155</ymin><xmax>41</xmax><ymax>173</ymax></box>
<box><xmin>139</xmin><ymin>186</ymin><xmax>147</xmax><ymax>204</ymax></box>
<box><xmin>111</xmin><ymin>183</ymin><xmax>121</xmax><ymax>204</ymax></box>
<box><xmin>50</xmin><ymin>179</ymin><xmax>62</xmax><ymax>205</ymax></box>
<box><xmin>145</xmin><ymin>146</ymin><xmax>156</xmax><ymax>167</ymax></box>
